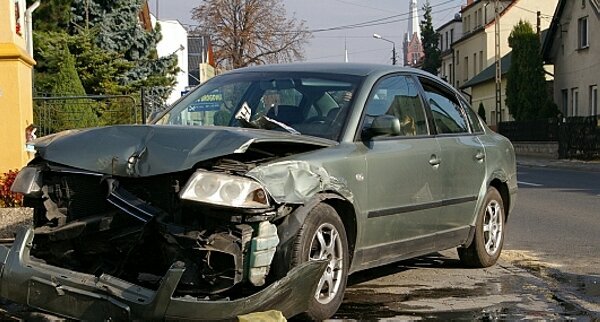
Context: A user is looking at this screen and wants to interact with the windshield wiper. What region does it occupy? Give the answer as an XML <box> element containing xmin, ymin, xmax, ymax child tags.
<box><xmin>235</xmin><ymin>102</ymin><xmax>301</xmax><ymax>135</ymax></box>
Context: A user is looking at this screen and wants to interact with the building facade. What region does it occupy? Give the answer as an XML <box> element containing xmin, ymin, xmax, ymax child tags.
<box><xmin>437</xmin><ymin>15</ymin><xmax>462</xmax><ymax>86</ymax></box>
<box><xmin>543</xmin><ymin>0</ymin><xmax>600</xmax><ymax>117</ymax></box>
<box><xmin>451</xmin><ymin>0</ymin><xmax>557</xmax><ymax>124</ymax></box>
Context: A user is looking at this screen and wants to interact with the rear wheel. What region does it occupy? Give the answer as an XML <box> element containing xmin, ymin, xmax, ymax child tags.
<box><xmin>458</xmin><ymin>187</ymin><xmax>505</xmax><ymax>268</ymax></box>
<box><xmin>291</xmin><ymin>203</ymin><xmax>348</xmax><ymax>320</ymax></box>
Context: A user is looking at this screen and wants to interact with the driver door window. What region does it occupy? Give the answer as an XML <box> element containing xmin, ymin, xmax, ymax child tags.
<box><xmin>363</xmin><ymin>75</ymin><xmax>429</xmax><ymax>136</ymax></box>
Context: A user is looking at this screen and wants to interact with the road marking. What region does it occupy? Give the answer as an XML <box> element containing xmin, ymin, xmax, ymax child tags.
<box><xmin>518</xmin><ymin>181</ymin><xmax>543</xmax><ymax>187</ymax></box>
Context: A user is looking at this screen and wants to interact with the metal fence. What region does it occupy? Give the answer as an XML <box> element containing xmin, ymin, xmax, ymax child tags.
<box><xmin>141</xmin><ymin>87</ymin><xmax>170</xmax><ymax>122</ymax></box>
<box><xmin>558</xmin><ymin>115</ymin><xmax>600</xmax><ymax>160</ymax></box>
<box><xmin>498</xmin><ymin>118</ymin><xmax>559</xmax><ymax>141</ymax></box>
<box><xmin>499</xmin><ymin>115</ymin><xmax>600</xmax><ymax>160</ymax></box>
<box><xmin>34</xmin><ymin>95</ymin><xmax>139</xmax><ymax>136</ymax></box>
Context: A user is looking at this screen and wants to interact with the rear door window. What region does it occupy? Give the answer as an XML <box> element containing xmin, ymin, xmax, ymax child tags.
<box><xmin>419</xmin><ymin>78</ymin><xmax>469</xmax><ymax>134</ymax></box>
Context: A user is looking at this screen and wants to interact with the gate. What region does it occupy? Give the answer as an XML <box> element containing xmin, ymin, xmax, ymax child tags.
<box><xmin>33</xmin><ymin>95</ymin><xmax>139</xmax><ymax>136</ymax></box>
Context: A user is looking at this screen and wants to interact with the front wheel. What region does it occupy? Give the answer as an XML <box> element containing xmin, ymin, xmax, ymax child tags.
<box><xmin>291</xmin><ymin>203</ymin><xmax>349</xmax><ymax>320</ymax></box>
<box><xmin>458</xmin><ymin>187</ymin><xmax>505</xmax><ymax>268</ymax></box>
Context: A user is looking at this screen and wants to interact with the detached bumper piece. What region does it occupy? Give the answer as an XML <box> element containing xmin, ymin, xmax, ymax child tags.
<box><xmin>0</xmin><ymin>228</ymin><xmax>327</xmax><ymax>320</ymax></box>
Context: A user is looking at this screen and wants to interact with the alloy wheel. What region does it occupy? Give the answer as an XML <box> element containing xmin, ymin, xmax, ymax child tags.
<box><xmin>308</xmin><ymin>223</ymin><xmax>344</xmax><ymax>304</ymax></box>
<box><xmin>483</xmin><ymin>200</ymin><xmax>503</xmax><ymax>255</ymax></box>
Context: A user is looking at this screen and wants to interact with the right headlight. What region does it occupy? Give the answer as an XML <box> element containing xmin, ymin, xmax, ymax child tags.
<box><xmin>180</xmin><ymin>170</ymin><xmax>270</xmax><ymax>209</ymax></box>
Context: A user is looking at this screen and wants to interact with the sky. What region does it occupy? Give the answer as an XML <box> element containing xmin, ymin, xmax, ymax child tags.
<box><xmin>148</xmin><ymin>0</ymin><xmax>466</xmax><ymax>65</ymax></box>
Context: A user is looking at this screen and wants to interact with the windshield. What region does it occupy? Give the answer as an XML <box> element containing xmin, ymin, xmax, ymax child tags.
<box><xmin>155</xmin><ymin>71</ymin><xmax>361</xmax><ymax>141</ymax></box>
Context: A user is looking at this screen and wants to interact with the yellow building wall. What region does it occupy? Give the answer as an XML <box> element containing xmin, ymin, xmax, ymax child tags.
<box><xmin>454</xmin><ymin>0</ymin><xmax>558</xmax><ymax>122</ymax></box>
<box><xmin>0</xmin><ymin>1</ymin><xmax>36</xmax><ymax>174</ymax></box>
<box><xmin>470</xmin><ymin>78</ymin><xmax>512</xmax><ymax>126</ymax></box>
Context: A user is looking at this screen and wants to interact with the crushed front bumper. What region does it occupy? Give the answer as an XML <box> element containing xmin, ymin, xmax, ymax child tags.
<box><xmin>0</xmin><ymin>228</ymin><xmax>326</xmax><ymax>320</ymax></box>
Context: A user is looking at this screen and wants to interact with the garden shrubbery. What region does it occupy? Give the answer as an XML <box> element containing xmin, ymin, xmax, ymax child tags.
<box><xmin>0</xmin><ymin>170</ymin><xmax>23</xmax><ymax>207</ymax></box>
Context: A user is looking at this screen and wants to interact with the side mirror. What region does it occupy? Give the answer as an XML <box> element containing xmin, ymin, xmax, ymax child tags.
<box><xmin>364</xmin><ymin>115</ymin><xmax>401</xmax><ymax>139</ymax></box>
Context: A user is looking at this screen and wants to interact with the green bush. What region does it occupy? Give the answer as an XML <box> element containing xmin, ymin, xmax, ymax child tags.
<box><xmin>0</xmin><ymin>170</ymin><xmax>23</xmax><ymax>208</ymax></box>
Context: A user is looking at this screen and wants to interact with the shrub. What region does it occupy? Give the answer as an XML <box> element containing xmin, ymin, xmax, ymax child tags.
<box><xmin>0</xmin><ymin>170</ymin><xmax>23</xmax><ymax>208</ymax></box>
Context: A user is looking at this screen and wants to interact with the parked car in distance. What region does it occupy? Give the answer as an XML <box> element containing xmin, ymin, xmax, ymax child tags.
<box><xmin>6</xmin><ymin>63</ymin><xmax>517</xmax><ymax>320</ymax></box>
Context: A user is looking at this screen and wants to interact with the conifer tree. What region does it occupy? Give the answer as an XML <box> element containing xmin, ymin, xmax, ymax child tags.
<box><xmin>32</xmin><ymin>0</ymin><xmax>177</xmax><ymax>97</ymax></box>
<box><xmin>420</xmin><ymin>1</ymin><xmax>441</xmax><ymax>74</ymax></box>
<box><xmin>506</xmin><ymin>20</ymin><xmax>557</xmax><ymax>120</ymax></box>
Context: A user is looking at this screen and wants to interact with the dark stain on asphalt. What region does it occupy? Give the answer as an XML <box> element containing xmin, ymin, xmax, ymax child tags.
<box><xmin>334</xmin><ymin>277</ymin><xmax>592</xmax><ymax>320</ymax></box>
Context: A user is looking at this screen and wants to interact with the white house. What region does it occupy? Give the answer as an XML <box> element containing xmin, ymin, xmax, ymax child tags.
<box><xmin>152</xmin><ymin>16</ymin><xmax>189</xmax><ymax>105</ymax></box>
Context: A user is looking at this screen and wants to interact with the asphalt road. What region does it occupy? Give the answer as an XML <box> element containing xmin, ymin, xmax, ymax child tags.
<box><xmin>503</xmin><ymin>164</ymin><xmax>600</xmax><ymax>314</ymax></box>
<box><xmin>505</xmin><ymin>165</ymin><xmax>600</xmax><ymax>275</ymax></box>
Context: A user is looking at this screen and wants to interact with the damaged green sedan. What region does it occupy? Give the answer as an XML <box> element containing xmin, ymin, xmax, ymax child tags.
<box><xmin>4</xmin><ymin>63</ymin><xmax>517</xmax><ymax>320</ymax></box>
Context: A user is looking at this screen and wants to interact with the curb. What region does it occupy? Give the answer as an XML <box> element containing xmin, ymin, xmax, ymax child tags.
<box><xmin>517</xmin><ymin>159</ymin><xmax>600</xmax><ymax>173</ymax></box>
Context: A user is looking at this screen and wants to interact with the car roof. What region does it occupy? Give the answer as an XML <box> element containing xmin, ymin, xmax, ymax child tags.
<box><xmin>225</xmin><ymin>62</ymin><xmax>433</xmax><ymax>78</ymax></box>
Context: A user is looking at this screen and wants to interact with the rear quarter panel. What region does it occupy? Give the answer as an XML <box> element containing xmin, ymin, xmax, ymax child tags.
<box><xmin>478</xmin><ymin>128</ymin><xmax>518</xmax><ymax>219</ymax></box>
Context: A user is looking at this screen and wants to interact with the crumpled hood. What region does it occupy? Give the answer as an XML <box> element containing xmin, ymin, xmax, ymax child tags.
<box><xmin>33</xmin><ymin>125</ymin><xmax>334</xmax><ymax>177</ymax></box>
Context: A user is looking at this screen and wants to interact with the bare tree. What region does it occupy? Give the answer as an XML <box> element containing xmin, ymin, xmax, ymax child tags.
<box><xmin>192</xmin><ymin>0</ymin><xmax>311</xmax><ymax>69</ymax></box>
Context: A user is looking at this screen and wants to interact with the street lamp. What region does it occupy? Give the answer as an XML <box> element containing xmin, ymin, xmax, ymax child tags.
<box><xmin>373</xmin><ymin>33</ymin><xmax>397</xmax><ymax>65</ymax></box>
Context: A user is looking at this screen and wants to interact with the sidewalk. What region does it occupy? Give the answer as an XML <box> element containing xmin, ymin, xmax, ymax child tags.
<box><xmin>516</xmin><ymin>155</ymin><xmax>600</xmax><ymax>172</ymax></box>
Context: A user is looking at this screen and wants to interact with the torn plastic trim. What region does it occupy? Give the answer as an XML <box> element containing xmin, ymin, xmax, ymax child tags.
<box><xmin>0</xmin><ymin>227</ymin><xmax>328</xmax><ymax>320</ymax></box>
<box><xmin>246</xmin><ymin>160</ymin><xmax>353</xmax><ymax>204</ymax></box>
<box><xmin>106</xmin><ymin>179</ymin><xmax>163</xmax><ymax>223</ymax></box>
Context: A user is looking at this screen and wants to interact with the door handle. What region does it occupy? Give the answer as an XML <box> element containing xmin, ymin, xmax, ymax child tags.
<box><xmin>429</xmin><ymin>155</ymin><xmax>441</xmax><ymax>166</ymax></box>
<box><xmin>475</xmin><ymin>151</ymin><xmax>485</xmax><ymax>161</ymax></box>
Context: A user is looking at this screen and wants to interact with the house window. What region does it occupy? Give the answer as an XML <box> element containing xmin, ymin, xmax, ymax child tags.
<box><xmin>484</xmin><ymin>6</ymin><xmax>487</xmax><ymax>24</ymax></box>
<box><xmin>479</xmin><ymin>51</ymin><xmax>484</xmax><ymax>71</ymax></box>
<box><xmin>464</xmin><ymin>56</ymin><xmax>469</xmax><ymax>81</ymax></box>
<box><xmin>450</xmin><ymin>29</ymin><xmax>454</xmax><ymax>43</ymax></box>
<box><xmin>473</xmin><ymin>53</ymin><xmax>477</xmax><ymax>74</ymax></box>
<box><xmin>456</xmin><ymin>50</ymin><xmax>460</xmax><ymax>65</ymax></box>
<box><xmin>445</xmin><ymin>31</ymin><xmax>449</xmax><ymax>49</ymax></box>
<box><xmin>442</xmin><ymin>62</ymin><xmax>446</xmax><ymax>78</ymax></box>
<box><xmin>571</xmin><ymin>88</ymin><xmax>579</xmax><ymax>116</ymax></box>
<box><xmin>590</xmin><ymin>85</ymin><xmax>598</xmax><ymax>115</ymax></box>
<box><xmin>578</xmin><ymin>17</ymin><xmax>589</xmax><ymax>49</ymax></box>
<box><xmin>449</xmin><ymin>63</ymin><xmax>453</xmax><ymax>84</ymax></box>
<box><xmin>440</xmin><ymin>34</ymin><xmax>444</xmax><ymax>50</ymax></box>
<box><xmin>561</xmin><ymin>89</ymin><xmax>568</xmax><ymax>116</ymax></box>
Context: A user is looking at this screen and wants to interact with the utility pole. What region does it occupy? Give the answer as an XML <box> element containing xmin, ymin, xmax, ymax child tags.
<box><xmin>494</xmin><ymin>0</ymin><xmax>502</xmax><ymax>125</ymax></box>
<box><xmin>536</xmin><ymin>11</ymin><xmax>541</xmax><ymax>37</ymax></box>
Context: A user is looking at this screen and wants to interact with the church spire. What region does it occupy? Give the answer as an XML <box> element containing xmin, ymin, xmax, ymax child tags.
<box><xmin>407</xmin><ymin>0</ymin><xmax>420</xmax><ymax>41</ymax></box>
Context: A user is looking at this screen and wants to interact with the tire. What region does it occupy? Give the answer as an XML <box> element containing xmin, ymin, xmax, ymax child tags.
<box><xmin>291</xmin><ymin>203</ymin><xmax>349</xmax><ymax>320</ymax></box>
<box><xmin>458</xmin><ymin>187</ymin><xmax>505</xmax><ymax>268</ymax></box>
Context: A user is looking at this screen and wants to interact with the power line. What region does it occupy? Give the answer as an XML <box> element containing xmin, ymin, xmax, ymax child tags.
<box><xmin>307</xmin><ymin>47</ymin><xmax>390</xmax><ymax>61</ymax></box>
<box><xmin>513</xmin><ymin>5</ymin><xmax>554</xmax><ymax>18</ymax></box>
<box><xmin>330</xmin><ymin>0</ymin><xmax>398</xmax><ymax>14</ymax></box>
<box><xmin>182</xmin><ymin>0</ymin><xmax>460</xmax><ymax>34</ymax></box>
<box><xmin>306</xmin><ymin>0</ymin><xmax>458</xmax><ymax>33</ymax></box>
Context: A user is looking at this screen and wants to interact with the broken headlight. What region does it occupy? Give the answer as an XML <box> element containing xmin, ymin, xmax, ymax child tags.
<box><xmin>180</xmin><ymin>170</ymin><xmax>270</xmax><ymax>208</ymax></box>
<box><xmin>10</xmin><ymin>166</ymin><xmax>42</xmax><ymax>196</ymax></box>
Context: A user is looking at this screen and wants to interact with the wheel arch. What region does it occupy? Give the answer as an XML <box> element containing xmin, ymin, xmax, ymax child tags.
<box><xmin>321</xmin><ymin>195</ymin><xmax>358</xmax><ymax>269</ymax></box>
<box><xmin>272</xmin><ymin>192</ymin><xmax>358</xmax><ymax>277</ymax></box>
<box><xmin>489</xmin><ymin>178</ymin><xmax>511</xmax><ymax>222</ymax></box>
